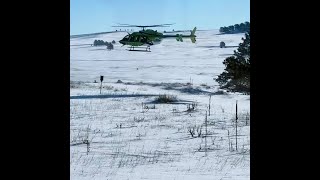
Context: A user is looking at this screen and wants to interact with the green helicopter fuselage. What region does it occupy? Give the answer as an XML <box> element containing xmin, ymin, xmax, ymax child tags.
<box><xmin>119</xmin><ymin>27</ymin><xmax>196</xmax><ymax>47</ymax></box>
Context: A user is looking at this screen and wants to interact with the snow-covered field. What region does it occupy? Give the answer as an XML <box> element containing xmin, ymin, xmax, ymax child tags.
<box><xmin>70</xmin><ymin>30</ymin><xmax>250</xmax><ymax>180</ymax></box>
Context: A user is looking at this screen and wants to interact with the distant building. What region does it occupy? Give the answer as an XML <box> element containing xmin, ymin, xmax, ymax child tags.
<box><xmin>220</xmin><ymin>41</ymin><xmax>226</xmax><ymax>48</ymax></box>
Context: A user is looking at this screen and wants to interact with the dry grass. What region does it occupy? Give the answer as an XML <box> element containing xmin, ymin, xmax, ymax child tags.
<box><xmin>155</xmin><ymin>94</ymin><xmax>177</xmax><ymax>103</ymax></box>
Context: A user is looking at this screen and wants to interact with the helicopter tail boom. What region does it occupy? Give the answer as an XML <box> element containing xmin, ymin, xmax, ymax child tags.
<box><xmin>162</xmin><ymin>27</ymin><xmax>197</xmax><ymax>43</ymax></box>
<box><xmin>176</xmin><ymin>27</ymin><xmax>197</xmax><ymax>43</ymax></box>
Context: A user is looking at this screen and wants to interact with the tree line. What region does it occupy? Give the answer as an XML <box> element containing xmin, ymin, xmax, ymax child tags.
<box><xmin>93</xmin><ymin>40</ymin><xmax>116</xmax><ymax>50</ymax></box>
<box><xmin>219</xmin><ymin>22</ymin><xmax>250</xmax><ymax>34</ymax></box>
<box><xmin>93</xmin><ymin>40</ymin><xmax>116</xmax><ymax>46</ymax></box>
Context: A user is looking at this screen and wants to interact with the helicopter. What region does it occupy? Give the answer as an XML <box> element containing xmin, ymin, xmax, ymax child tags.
<box><xmin>112</xmin><ymin>23</ymin><xmax>197</xmax><ymax>52</ymax></box>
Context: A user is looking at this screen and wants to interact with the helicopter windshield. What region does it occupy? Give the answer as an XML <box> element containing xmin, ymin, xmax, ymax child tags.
<box><xmin>122</xmin><ymin>35</ymin><xmax>130</xmax><ymax>41</ymax></box>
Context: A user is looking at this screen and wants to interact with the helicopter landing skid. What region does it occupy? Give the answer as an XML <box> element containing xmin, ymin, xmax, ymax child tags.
<box><xmin>127</xmin><ymin>49</ymin><xmax>151</xmax><ymax>52</ymax></box>
<box><xmin>127</xmin><ymin>45</ymin><xmax>151</xmax><ymax>52</ymax></box>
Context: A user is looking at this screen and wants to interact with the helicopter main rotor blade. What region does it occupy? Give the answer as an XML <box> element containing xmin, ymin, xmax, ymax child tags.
<box><xmin>116</xmin><ymin>23</ymin><xmax>175</xmax><ymax>26</ymax></box>
<box><xmin>112</xmin><ymin>25</ymin><xmax>137</xmax><ymax>27</ymax></box>
<box><xmin>136</xmin><ymin>25</ymin><xmax>171</xmax><ymax>27</ymax></box>
<box><xmin>112</xmin><ymin>23</ymin><xmax>175</xmax><ymax>28</ymax></box>
<box><xmin>112</xmin><ymin>25</ymin><xmax>171</xmax><ymax>28</ymax></box>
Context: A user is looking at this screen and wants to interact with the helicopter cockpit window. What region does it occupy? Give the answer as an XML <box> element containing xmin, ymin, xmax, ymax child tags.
<box><xmin>123</xmin><ymin>35</ymin><xmax>130</xmax><ymax>41</ymax></box>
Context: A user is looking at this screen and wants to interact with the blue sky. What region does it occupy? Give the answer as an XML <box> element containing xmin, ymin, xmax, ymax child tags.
<box><xmin>70</xmin><ymin>0</ymin><xmax>250</xmax><ymax>35</ymax></box>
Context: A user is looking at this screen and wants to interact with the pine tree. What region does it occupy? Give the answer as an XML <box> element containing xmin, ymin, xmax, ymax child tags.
<box><xmin>93</xmin><ymin>40</ymin><xmax>98</xmax><ymax>46</ymax></box>
<box><xmin>234</xmin><ymin>24</ymin><xmax>240</xmax><ymax>32</ymax></box>
<box><xmin>245</xmin><ymin>21</ymin><xmax>250</xmax><ymax>32</ymax></box>
<box><xmin>228</xmin><ymin>25</ymin><xmax>235</xmax><ymax>33</ymax></box>
<box><xmin>239</xmin><ymin>23</ymin><xmax>246</xmax><ymax>32</ymax></box>
<box><xmin>107</xmin><ymin>42</ymin><xmax>114</xmax><ymax>50</ymax></box>
<box><xmin>219</xmin><ymin>27</ymin><xmax>224</xmax><ymax>33</ymax></box>
<box><xmin>216</xmin><ymin>32</ymin><xmax>250</xmax><ymax>93</ymax></box>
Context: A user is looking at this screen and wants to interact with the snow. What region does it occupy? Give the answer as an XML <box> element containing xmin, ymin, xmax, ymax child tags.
<box><xmin>70</xmin><ymin>30</ymin><xmax>250</xmax><ymax>180</ymax></box>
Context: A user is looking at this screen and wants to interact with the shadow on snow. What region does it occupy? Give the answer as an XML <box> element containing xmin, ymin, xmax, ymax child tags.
<box><xmin>70</xmin><ymin>94</ymin><xmax>158</xmax><ymax>99</ymax></box>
